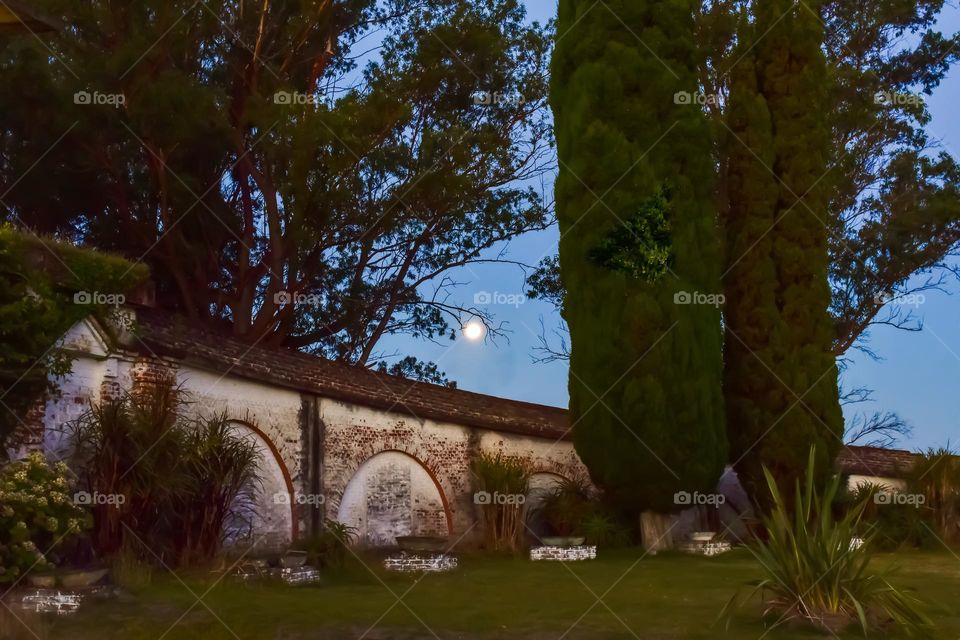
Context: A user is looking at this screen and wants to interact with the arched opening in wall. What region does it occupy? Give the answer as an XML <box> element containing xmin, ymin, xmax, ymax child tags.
<box><xmin>525</xmin><ymin>471</ymin><xmax>569</xmax><ymax>542</ymax></box>
<box><xmin>336</xmin><ymin>451</ymin><xmax>451</xmax><ymax>547</ymax></box>
<box><xmin>223</xmin><ymin>421</ymin><xmax>295</xmax><ymax>553</ymax></box>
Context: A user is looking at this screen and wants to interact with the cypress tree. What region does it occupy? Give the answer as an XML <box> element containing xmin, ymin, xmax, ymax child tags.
<box><xmin>551</xmin><ymin>0</ymin><xmax>726</xmax><ymax>548</ymax></box>
<box><xmin>723</xmin><ymin>0</ymin><xmax>843</xmax><ymax>508</ymax></box>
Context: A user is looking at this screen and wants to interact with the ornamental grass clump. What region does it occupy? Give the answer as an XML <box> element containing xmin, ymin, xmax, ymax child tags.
<box><xmin>722</xmin><ymin>448</ymin><xmax>932</xmax><ymax>636</ymax></box>
<box><xmin>471</xmin><ymin>451</ymin><xmax>530</xmax><ymax>552</ymax></box>
<box><xmin>69</xmin><ymin>375</ymin><xmax>261</xmax><ymax>566</ymax></box>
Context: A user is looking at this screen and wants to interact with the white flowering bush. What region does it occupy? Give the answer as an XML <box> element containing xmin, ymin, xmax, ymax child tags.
<box><xmin>0</xmin><ymin>452</ymin><xmax>90</xmax><ymax>583</ymax></box>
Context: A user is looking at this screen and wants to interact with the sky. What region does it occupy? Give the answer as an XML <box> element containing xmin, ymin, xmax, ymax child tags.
<box><xmin>382</xmin><ymin>1</ymin><xmax>960</xmax><ymax>452</ymax></box>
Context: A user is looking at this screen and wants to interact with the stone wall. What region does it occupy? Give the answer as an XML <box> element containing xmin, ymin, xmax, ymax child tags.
<box><xmin>34</xmin><ymin>317</ymin><xmax>587</xmax><ymax>550</ymax></box>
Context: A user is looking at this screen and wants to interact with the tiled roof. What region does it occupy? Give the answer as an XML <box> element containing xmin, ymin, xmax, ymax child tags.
<box><xmin>122</xmin><ymin>307</ymin><xmax>570</xmax><ymax>441</ymax></box>
<box><xmin>836</xmin><ymin>445</ymin><xmax>917</xmax><ymax>478</ymax></box>
<box><xmin>117</xmin><ymin>309</ymin><xmax>929</xmax><ymax>469</ymax></box>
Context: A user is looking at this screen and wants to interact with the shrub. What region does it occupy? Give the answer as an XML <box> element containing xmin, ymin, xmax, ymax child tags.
<box><xmin>845</xmin><ymin>482</ymin><xmax>932</xmax><ymax>551</ymax></box>
<box><xmin>471</xmin><ymin>452</ymin><xmax>530</xmax><ymax>551</ymax></box>
<box><xmin>0</xmin><ymin>452</ymin><xmax>89</xmax><ymax>583</ymax></box>
<box><xmin>536</xmin><ymin>474</ymin><xmax>593</xmax><ymax>537</ymax></box>
<box><xmin>293</xmin><ymin>520</ymin><xmax>358</xmax><ymax>569</ymax></box>
<box><xmin>69</xmin><ymin>376</ymin><xmax>261</xmax><ymax>566</ymax></box>
<box><xmin>910</xmin><ymin>447</ymin><xmax>960</xmax><ymax>544</ymax></box>
<box><xmin>579</xmin><ymin>512</ymin><xmax>631</xmax><ymax>548</ymax></box>
<box><xmin>722</xmin><ymin>449</ymin><xmax>932</xmax><ymax>636</ymax></box>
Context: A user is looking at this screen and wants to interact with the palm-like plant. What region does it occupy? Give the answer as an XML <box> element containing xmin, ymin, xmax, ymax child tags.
<box><xmin>174</xmin><ymin>414</ymin><xmax>261</xmax><ymax>565</ymax></box>
<box><xmin>70</xmin><ymin>377</ymin><xmax>262</xmax><ymax>565</ymax></box>
<box><xmin>723</xmin><ymin>449</ymin><xmax>932</xmax><ymax>636</ymax></box>
<box><xmin>471</xmin><ymin>451</ymin><xmax>530</xmax><ymax>551</ymax></box>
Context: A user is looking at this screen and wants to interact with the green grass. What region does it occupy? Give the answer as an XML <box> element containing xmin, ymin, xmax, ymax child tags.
<box><xmin>4</xmin><ymin>549</ymin><xmax>959</xmax><ymax>639</ymax></box>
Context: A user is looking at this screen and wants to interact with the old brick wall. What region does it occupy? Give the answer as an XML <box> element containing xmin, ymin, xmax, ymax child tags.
<box><xmin>320</xmin><ymin>398</ymin><xmax>588</xmax><ymax>547</ymax></box>
<box><xmin>40</xmin><ymin>317</ymin><xmax>589</xmax><ymax>551</ymax></box>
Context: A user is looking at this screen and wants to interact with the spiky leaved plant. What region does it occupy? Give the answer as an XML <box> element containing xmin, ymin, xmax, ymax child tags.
<box><xmin>471</xmin><ymin>451</ymin><xmax>530</xmax><ymax>552</ymax></box>
<box><xmin>722</xmin><ymin>449</ymin><xmax>932</xmax><ymax>636</ymax></box>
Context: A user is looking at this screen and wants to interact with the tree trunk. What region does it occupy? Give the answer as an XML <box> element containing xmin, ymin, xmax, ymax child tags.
<box><xmin>639</xmin><ymin>511</ymin><xmax>674</xmax><ymax>555</ymax></box>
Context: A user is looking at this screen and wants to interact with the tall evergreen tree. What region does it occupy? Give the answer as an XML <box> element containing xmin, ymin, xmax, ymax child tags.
<box><xmin>552</xmin><ymin>0</ymin><xmax>725</xmax><ymax>548</ymax></box>
<box><xmin>723</xmin><ymin>0</ymin><xmax>843</xmax><ymax>507</ymax></box>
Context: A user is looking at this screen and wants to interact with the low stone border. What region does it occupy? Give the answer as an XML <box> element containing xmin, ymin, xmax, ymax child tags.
<box><xmin>679</xmin><ymin>541</ymin><xmax>732</xmax><ymax>557</ymax></box>
<box><xmin>383</xmin><ymin>552</ymin><xmax>458</xmax><ymax>572</ymax></box>
<box><xmin>530</xmin><ymin>545</ymin><xmax>597</xmax><ymax>561</ymax></box>
<box><xmin>7</xmin><ymin>587</ymin><xmax>115</xmax><ymax>615</ymax></box>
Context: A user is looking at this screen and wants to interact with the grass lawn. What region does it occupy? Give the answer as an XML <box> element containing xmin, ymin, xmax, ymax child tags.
<box><xmin>4</xmin><ymin>548</ymin><xmax>959</xmax><ymax>639</ymax></box>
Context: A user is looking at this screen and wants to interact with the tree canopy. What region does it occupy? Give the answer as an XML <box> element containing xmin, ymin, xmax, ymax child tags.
<box><xmin>0</xmin><ymin>0</ymin><xmax>553</xmax><ymax>379</ymax></box>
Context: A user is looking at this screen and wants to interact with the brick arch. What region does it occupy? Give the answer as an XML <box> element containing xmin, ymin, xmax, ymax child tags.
<box><xmin>335</xmin><ymin>448</ymin><xmax>454</xmax><ymax>536</ymax></box>
<box><xmin>227</xmin><ymin>419</ymin><xmax>298</xmax><ymax>541</ymax></box>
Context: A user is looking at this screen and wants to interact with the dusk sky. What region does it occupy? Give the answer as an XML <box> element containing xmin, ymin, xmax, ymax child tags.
<box><xmin>380</xmin><ymin>1</ymin><xmax>960</xmax><ymax>451</ymax></box>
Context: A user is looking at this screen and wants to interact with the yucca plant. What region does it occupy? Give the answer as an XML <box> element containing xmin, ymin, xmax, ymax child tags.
<box><xmin>471</xmin><ymin>451</ymin><xmax>530</xmax><ymax>551</ymax></box>
<box><xmin>536</xmin><ymin>474</ymin><xmax>593</xmax><ymax>537</ymax></box>
<box><xmin>722</xmin><ymin>448</ymin><xmax>932</xmax><ymax>636</ymax></box>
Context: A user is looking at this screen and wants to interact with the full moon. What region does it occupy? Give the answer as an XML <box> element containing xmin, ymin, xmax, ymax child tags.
<box><xmin>462</xmin><ymin>321</ymin><xmax>486</xmax><ymax>341</ymax></box>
